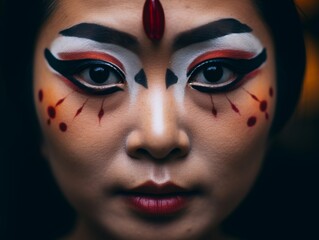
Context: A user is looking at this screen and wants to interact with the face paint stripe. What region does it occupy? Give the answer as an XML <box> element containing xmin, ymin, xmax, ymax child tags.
<box><xmin>38</xmin><ymin>89</ymin><xmax>44</xmax><ymax>102</ymax></box>
<box><xmin>134</xmin><ymin>69</ymin><xmax>148</xmax><ymax>88</ymax></box>
<box><xmin>210</xmin><ymin>95</ymin><xmax>218</xmax><ymax>117</ymax></box>
<box><xmin>165</xmin><ymin>69</ymin><xmax>178</xmax><ymax>88</ymax></box>
<box><xmin>188</xmin><ymin>49</ymin><xmax>267</xmax><ymax>93</ymax></box>
<box><xmin>187</xmin><ymin>50</ymin><xmax>256</xmax><ymax>73</ymax></box>
<box><xmin>60</xmin><ymin>23</ymin><xmax>139</xmax><ymax>54</ymax></box>
<box><xmin>188</xmin><ymin>48</ymin><xmax>267</xmax><ymax>78</ymax></box>
<box><xmin>74</xmin><ymin>98</ymin><xmax>89</xmax><ymax>119</ymax></box>
<box><xmin>173</xmin><ymin>18</ymin><xmax>252</xmax><ymax>51</ymax></box>
<box><xmin>58</xmin><ymin>52</ymin><xmax>125</xmax><ymax>73</ymax></box>
<box><xmin>44</xmin><ymin>49</ymin><xmax>124</xmax><ymax>95</ymax></box>
<box><xmin>98</xmin><ymin>98</ymin><xmax>106</xmax><ymax>125</ymax></box>
<box><xmin>225</xmin><ymin>95</ymin><xmax>240</xmax><ymax>115</ymax></box>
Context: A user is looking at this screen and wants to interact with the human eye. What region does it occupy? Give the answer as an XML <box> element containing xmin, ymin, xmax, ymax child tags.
<box><xmin>44</xmin><ymin>49</ymin><xmax>125</xmax><ymax>95</ymax></box>
<box><xmin>187</xmin><ymin>49</ymin><xmax>267</xmax><ymax>93</ymax></box>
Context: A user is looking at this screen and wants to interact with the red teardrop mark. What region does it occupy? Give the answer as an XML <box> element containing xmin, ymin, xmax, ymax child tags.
<box><xmin>210</xmin><ymin>95</ymin><xmax>218</xmax><ymax>117</ymax></box>
<box><xmin>74</xmin><ymin>99</ymin><xmax>89</xmax><ymax>119</ymax></box>
<box><xmin>38</xmin><ymin>89</ymin><xmax>43</xmax><ymax>102</ymax></box>
<box><xmin>59</xmin><ymin>122</ymin><xmax>68</xmax><ymax>132</ymax></box>
<box><xmin>247</xmin><ymin>116</ymin><xmax>257</xmax><ymax>127</ymax></box>
<box><xmin>98</xmin><ymin>98</ymin><xmax>106</xmax><ymax>124</ymax></box>
<box><xmin>226</xmin><ymin>96</ymin><xmax>240</xmax><ymax>115</ymax></box>
<box><xmin>47</xmin><ymin>119</ymin><xmax>51</xmax><ymax>126</ymax></box>
<box><xmin>265</xmin><ymin>113</ymin><xmax>269</xmax><ymax>120</ymax></box>
<box><xmin>47</xmin><ymin>106</ymin><xmax>56</xmax><ymax>119</ymax></box>
<box><xmin>243</xmin><ymin>88</ymin><xmax>259</xmax><ymax>102</ymax></box>
<box><xmin>98</xmin><ymin>109</ymin><xmax>104</xmax><ymax>124</ymax></box>
<box><xmin>55</xmin><ymin>97</ymin><xmax>66</xmax><ymax>107</ymax></box>
<box><xmin>259</xmin><ymin>100</ymin><xmax>268</xmax><ymax>112</ymax></box>
<box><xmin>143</xmin><ymin>0</ymin><xmax>165</xmax><ymax>41</ymax></box>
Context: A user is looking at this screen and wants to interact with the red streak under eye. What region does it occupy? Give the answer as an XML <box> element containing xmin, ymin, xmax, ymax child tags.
<box><xmin>58</xmin><ymin>52</ymin><xmax>125</xmax><ymax>73</ymax></box>
<box><xmin>188</xmin><ymin>50</ymin><xmax>255</xmax><ymax>73</ymax></box>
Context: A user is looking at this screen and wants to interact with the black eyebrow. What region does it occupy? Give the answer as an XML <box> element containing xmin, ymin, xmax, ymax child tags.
<box><xmin>60</xmin><ymin>23</ymin><xmax>139</xmax><ymax>54</ymax></box>
<box><xmin>173</xmin><ymin>18</ymin><xmax>252</xmax><ymax>51</ymax></box>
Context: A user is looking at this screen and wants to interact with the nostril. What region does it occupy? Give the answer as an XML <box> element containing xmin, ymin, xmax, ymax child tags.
<box><xmin>126</xmin><ymin>129</ymin><xmax>190</xmax><ymax>162</ymax></box>
<box><xmin>134</xmin><ymin>147</ymin><xmax>186</xmax><ymax>161</ymax></box>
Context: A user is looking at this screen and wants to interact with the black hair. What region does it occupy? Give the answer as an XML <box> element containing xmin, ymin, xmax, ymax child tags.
<box><xmin>254</xmin><ymin>0</ymin><xmax>306</xmax><ymax>134</ymax></box>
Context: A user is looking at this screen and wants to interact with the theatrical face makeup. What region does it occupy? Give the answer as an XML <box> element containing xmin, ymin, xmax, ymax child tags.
<box><xmin>34</xmin><ymin>0</ymin><xmax>276</xmax><ymax>239</ymax></box>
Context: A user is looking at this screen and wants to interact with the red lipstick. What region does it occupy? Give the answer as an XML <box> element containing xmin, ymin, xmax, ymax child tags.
<box><xmin>125</xmin><ymin>181</ymin><xmax>191</xmax><ymax>216</ymax></box>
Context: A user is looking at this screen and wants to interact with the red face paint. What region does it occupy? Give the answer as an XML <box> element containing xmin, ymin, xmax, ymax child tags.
<box><xmin>188</xmin><ymin>50</ymin><xmax>255</xmax><ymax>73</ymax></box>
<box><xmin>59</xmin><ymin>52</ymin><xmax>125</xmax><ymax>73</ymax></box>
<box><xmin>74</xmin><ymin>99</ymin><xmax>89</xmax><ymax>119</ymax></box>
<box><xmin>47</xmin><ymin>106</ymin><xmax>56</xmax><ymax>119</ymax></box>
<box><xmin>259</xmin><ymin>100</ymin><xmax>267</xmax><ymax>112</ymax></box>
<box><xmin>59</xmin><ymin>122</ymin><xmax>68</xmax><ymax>132</ymax></box>
<box><xmin>55</xmin><ymin>98</ymin><xmax>66</xmax><ymax>107</ymax></box>
<box><xmin>98</xmin><ymin>99</ymin><xmax>106</xmax><ymax>124</ymax></box>
<box><xmin>226</xmin><ymin>95</ymin><xmax>240</xmax><ymax>114</ymax></box>
<box><xmin>210</xmin><ymin>95</ymin><xmax>218</xmax><ymax>117</ymax></box>
<box><xmin>38</xmin><ymin>89</ymin><xmax>43</xmax><ymax>102</ymax></box>
<box><xmin>242</xmin><ymin>87</ymin><xmax>272</xmax><ymax>124</ymax></box>
<box><xmin>143</xmin><ymin>0</ymin><xmax>165</xmax><ymax>41</ymax></box>
<box><xmin>247</xmin><ymin>116</ymin><xmax>257</xmax><ymax>127</ymax></box>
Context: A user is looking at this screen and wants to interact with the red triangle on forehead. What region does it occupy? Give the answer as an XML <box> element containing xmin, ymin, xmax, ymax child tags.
<box><xmin>143</xmin><ymin>0</ymin><xmax>165</xmax><ymax>41</ymax></box>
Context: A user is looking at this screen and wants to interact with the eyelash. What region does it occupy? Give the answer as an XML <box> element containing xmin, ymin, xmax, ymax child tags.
<box><xmin>45</xmin><ymin>49</ymin><xmax>125</xmax><ymax>95</ymax></box>
<box><xmin>187</xmin><ymin>49</ymin><xmax>267</xmax><ymax>93</ymax></box>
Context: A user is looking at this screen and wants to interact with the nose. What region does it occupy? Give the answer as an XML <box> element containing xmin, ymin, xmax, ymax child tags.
<box><xmin>126</xmin><ymin>89</ymin><xmax>190</xmax><ymax>160</ymax></box>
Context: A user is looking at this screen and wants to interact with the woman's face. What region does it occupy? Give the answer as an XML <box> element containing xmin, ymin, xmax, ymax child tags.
<box><xmin>34</xmin><ymin>0</ymin><xmax>276</xmax><ymax>239</ymax></box>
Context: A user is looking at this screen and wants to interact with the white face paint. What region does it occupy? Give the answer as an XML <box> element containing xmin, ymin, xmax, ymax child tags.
<box><xmin>49</xmin><ymin>36</ymin><xmax>143</xmax><ymax>102</ymax></box>
<box><xmin>170</xmin><ymin>32</ymin><xmax>264</xmax><ymax>103</ymax></box>
<box><xmin>150</xmin><ymin>90</ymin><xmax>165</xmax><ymax>136</ymax></box>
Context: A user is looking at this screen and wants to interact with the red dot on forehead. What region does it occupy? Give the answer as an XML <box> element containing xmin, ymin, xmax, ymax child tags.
<box><xmin>143</xmin><ymin>0</ymin><xmax>165</xmax><ymax>41</ymax></box>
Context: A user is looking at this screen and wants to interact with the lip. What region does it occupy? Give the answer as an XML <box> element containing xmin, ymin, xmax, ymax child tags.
<box><xmin>123</xmin><ymin>181</ymin><xmax>193</xmax><ymax>216</ymax></box>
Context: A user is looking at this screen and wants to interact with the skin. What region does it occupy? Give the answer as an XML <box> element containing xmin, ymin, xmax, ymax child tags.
<box><xmin>33</xmin><ymin>0</ymin><xmax>276</xmax><ymax>239</ymax></box>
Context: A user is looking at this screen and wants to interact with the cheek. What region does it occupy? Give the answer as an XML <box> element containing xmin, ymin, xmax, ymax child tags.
<box><xmin>182</xmin><ymin>68</ymin><xmax>276</xmax><ymax>211</ymax></box>
<box><xmin>33</xmin><ymin>66</ymin><xmax>130</xmax><ymax>188</ymax></box>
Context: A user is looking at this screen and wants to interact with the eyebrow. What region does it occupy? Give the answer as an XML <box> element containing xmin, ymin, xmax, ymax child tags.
<box><xmin>173</xmin><ymin>18</ymin><xmax>252</xmax><ymax>51</ymax></box>
<box><xmin>60</xmin><ymin>23</ymin><xmax>139</xmax><ymax>54</ymax></box>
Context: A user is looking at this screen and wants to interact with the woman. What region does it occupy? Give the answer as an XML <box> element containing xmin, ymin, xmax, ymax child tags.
<box><xmin>3</xmin><ymin>0</ymin><xmax>305</xmax><ymax>239</ymax></box>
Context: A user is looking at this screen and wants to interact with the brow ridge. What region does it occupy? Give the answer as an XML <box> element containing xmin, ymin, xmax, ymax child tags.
<box><xmin>173</xmin><ymin>18</ymin><xmax>252</xmax><ymax>51</ymax></box>
<box><xmin>60</xmin><ymin>23</ymin><xmax>139</xmax><ymax>54</ymax></box>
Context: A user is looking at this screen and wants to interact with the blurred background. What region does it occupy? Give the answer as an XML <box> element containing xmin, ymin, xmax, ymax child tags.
<box><xmin>278</xmin><ymin>0</ymin><xmax>319</xmax><ymax>161</ymax></box>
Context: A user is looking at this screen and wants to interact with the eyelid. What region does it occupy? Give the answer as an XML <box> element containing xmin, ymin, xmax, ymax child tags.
<box><xmin>58</xmin><ymin>51</ymin><xmax>126</xmax><ymax>74</ymax></box>
<box><xmin>187</xmin><ymin>50</ymin><xmax>255</xmax><ymax>73</ymax></box>
<box><xmin>186</xmin><ymin>49</ymin><xmax>267</xmax><ymax>93</ymax></box>
<box><xmin>44</xmin><ymin>49</ymin><xmax>125</xmax><ymax>95</ymax></box>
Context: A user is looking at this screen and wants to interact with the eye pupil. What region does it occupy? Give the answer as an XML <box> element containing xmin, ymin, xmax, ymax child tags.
<box><xmin>89</xmin><ymin>66</ymin><xmax>110</xmax><ymax>84</ymax></box>
<box><xmin>203</xmin><ymin>65</ymin><xmax>223</xmax><ymax>83</ymax></box>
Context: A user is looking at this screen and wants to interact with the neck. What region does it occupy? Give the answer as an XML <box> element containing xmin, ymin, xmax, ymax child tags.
<box><xmin>63</xmin><ymin>218</ymin><xmax>238</xmax><ymax>240</ymax></box>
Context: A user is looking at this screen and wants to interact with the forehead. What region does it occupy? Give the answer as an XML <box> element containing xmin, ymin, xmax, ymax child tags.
<box><xmin>42</xmin><ymin>0</ymin><xmax>272</xmax><ymax>62</ymax></box>
<box><xmin>51</xmin><ymin>0</ymin><xmax>263</xmax><ymax>34</ymax></box>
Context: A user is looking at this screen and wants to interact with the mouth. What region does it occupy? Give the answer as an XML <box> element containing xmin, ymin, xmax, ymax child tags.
<box><xmin>120</xmin><ymin>181</ymin><xmax>197</xmax><ymax>216</ymax></box>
